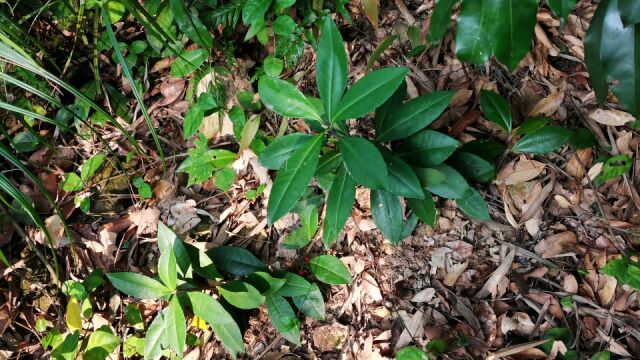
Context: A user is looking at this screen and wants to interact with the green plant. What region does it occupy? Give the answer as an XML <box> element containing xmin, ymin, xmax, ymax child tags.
<box><xmin>101</xmin><ymin>221</ymin><xmax>349</xmax><ymax>358</ymax></box>
<box><xmin>602</xmin><ymin>254</ymin><xmax>640</xmax><ymax>289</ymax></box>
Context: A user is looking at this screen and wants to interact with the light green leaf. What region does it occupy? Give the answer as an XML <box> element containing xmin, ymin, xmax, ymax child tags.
<box><xmin>272</xmin><ymin>15</ymin><xmax>297</xmax><ymax>35</ymax></box>
<box><xmin>267</xmin><ymin>134</ymin><xmax>324</xmax><ymax>225</ymax></box>
<box><xmin>457</xmin><ymin>187</ymin><xmax>491</xmax><ymax>221</ymax></box>
<box><xmin>397</xmin><ymin>130</ymin><xmax>459</xmax><ymax>167</ymax></box>
<box><xmin>376</xmin><ymin>91</ymin><xmax>454</xmax><ymax>142</ymax></box>
<box><xmin>512</xmin><ymin>126</ymin><xmax>573</xmax><ymax>154</ymax></box>
<box><xmin>165</xmin><ymin>296</ymin><xmax>186</xmax><ymax>357</ymax></box>
<box><xmin>339</xmin><ymin>136</ymin><xmax>388</xmax><ymax>190</ymax></box>
<box><xmin>480</xmin><ymin>90</ymin><xmax>512</xmax><ymax>131</ymax></box>
<box><xmin>188</xmin><ymin>292</ymin><xmax>245</xmax><ymax>357</ymax></box>
<box><xmin>218</xmin><ymin>281</ymin><xmax>265</xmax><ymax>309</ymax></box>
<box><xmin>171</xmin><ymin>48</ymin><xmax>208</xmax><ymax>78</ymax></box>
<box><xmin>266</xmin><ymin>295</ymin><xmax>300</xmax><ymax>344</ymax></box>
<box><xmin>322</xmin><ymin>165</ymin><xmax>356</xmax><ymax>248</ymax></box>
<box><xmin>396</xmin><ymin>346</ymin><xmax>429</xmax><ymax>360</ymax></box>
<box><xmin>258</xmin><ymin>76</ymin><xmax>321</xmax><ymax>121</ymax></box>
<box><xmin>60</xmin><ymin>172</ymin><xmax>83</xmax><ymax>192</ymax></box>
<box><xmin>169</xmin><ymin>0</ymin><xmax>213</xmax><ymax>49</ymax></box>
<box><xmin>424</xmin><ymin>164</ymin><xmax>469</xmax><ymax>199</ymax></box>
<box><xmin>263</xmin><ymin>55</ymin><xmax>284</xmax><ymax>77</ymax></box>
<box><xmin>371</xmin><ymin>189</ymin><xmax>404</xmax><ymax>244</ymax></box>
<box><xmin>259</xmin><ymin>133</ymin><xmax>313</xmax><ymax>169</ymax></box>
<box><xmin>80</xmin><ymin>154</ymin><xmax>105</xmax><ymax>181</ymax></box>
<box><xmin>144</xmin><ymin>311</ymin><xmax>166</xmax><ymax>360</ymax></box>
<box><xmin>123</xmin><ymin>336</ymin><xmax>144</xmax><ymax>357</ymax></box>
<box><xmin>309</xmin><ymin>255</ymin><xmax>351</xmax><ymax>284</ymax></box>
<box><xmin>106</xmin><ymin>272</ymin><xmax>172</xmax><ymax>299</ymax></box>
<box><xmin>317</xmin><ymin>16</ymin><xmax>348</xmax><ymax>122</ymax></box>
<box><xmin>157</xmin><ymin>247</ymin><xmax>177</xmax><ymax>290</ymax></box>
<box><xmin>83</xmin><ymin>325</ymin><xmax>120</xmax><ymax>360</ymax></box>
<box><xmin>333</xmin><ymin>67</ymin><xmax>408</xmax><ymax>122</ymax></box>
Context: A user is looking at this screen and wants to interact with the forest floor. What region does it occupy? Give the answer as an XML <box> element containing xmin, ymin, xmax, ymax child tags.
<box><xmin>1</xmin><ymin>0</ymin><xmax>640</xmax><ymax>359</ymax></box>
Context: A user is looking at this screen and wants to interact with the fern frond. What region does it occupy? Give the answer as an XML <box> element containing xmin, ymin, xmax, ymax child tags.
<box><xmin>211</xmin><ymin>0</ymin><xmax>245</xmax><ymax>28</ymax></box>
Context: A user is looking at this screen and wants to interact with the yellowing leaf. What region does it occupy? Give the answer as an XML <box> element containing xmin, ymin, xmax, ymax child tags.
<box><xmin>66</xmin><ymin>296</ymin><xmax>82</xmax><ymax>331</ymax></box>
<box><xmin>362</xmin><ymin>0</ymin><xmax>379</xmax><ymax>29</ymax></box>
<box><xmin>190</xmin><ymin>315</ymin><xmax>208</xmax><ymax>331</ymax></box>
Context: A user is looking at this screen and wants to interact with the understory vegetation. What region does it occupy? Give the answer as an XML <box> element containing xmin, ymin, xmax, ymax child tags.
<box><xmin>0</xmin><ymin>0</ymin><xmax>638</xmax><ymax>359</ymax></box>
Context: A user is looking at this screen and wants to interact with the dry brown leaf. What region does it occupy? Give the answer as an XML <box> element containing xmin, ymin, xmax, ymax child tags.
<box><xmin>475</xmin><ymin>247</ymin><xmax>516</xmax><ymax>299</ymax></box>
<box><xmin>567</xmin><ymin>148</ymin><xmax>593</xmax><ymax>179</ymax></box>
<box><xmin>362</xmin><ymin>0</ymin><xmax>379</xmax><ymax>29</ymax></box>
<box><xmin>444</xmin><ymin>261</ymin><xmax>468</xmax><ymax>286</ymax></box>
<box><xmin>411</xmin><ymin>288</ymin><xmax>436</xmax><ymax>303</ymax></box>
<box><xmin>500</xmin><ymin>312</ymin><xmax>535</xmax><ymax>336</ymax></box>
<box><xmin>588</xmin><ymin>108</ymin><xmax>635</xmax><ymax>127</ymax></box>
<box><xmin>497</xmin><ymin>155</ymin><xmax>545</xmax><ymax>186</ymax></box>
<box><xmin>528</xmin><ymin>91</ymin><xmax>564</xmax><ymax>117</ymax></box>
<box><xmin>563</xmin><ymin>274</ymin><xmax>579</xmax><ymax>293</ymax></box>
<box><xmin>534</xmin><ymin>231</ymin><xmax>578</xmax><ymax>258</ymax></box>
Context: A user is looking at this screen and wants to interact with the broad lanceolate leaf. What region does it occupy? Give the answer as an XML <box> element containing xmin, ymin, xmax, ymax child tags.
<box><xmin>480</xmin><ymin>90</ymin><xmax>512</xmax><ymax>131</ymax></box>
<box><xmin>207</xmin><ymin>246</ymin><xmax>267</xmax><ymax>276</ymax></box>
<box><xmin>426</xmin><ymin>0</ymin><xmax>457</xmax><ymax>43</ymax></box>
<box><xmin>381</xmin><ymin>151</ymin><xmax>423</xmax><ymax>198</ymax></box>
<box><xmin>171</xmin><ymin>48</ymin><xmax>208</xmax><ymax>78</ymax></box>
<box><xmin>218</xmin><ymin>281</ymin><xmax>265</xmax><ymax>309</ymax></box>
<box><xmin>267</xmin><ymin>134</ymin><xmax>324</xmax><ymax>225</ymax></box>
<box><xmin>457</xmin><ymin>187</ymin><xmax>491</xmax><ymax>221</ymax></box>
<box><xmin>371</xmin><ymin>189</ymin><xmax>404</xmax><ymax>244</ymax></box>
<box><xmin>448</xmin><ymin>152</ymin><xmax>496</xmax><ymax>183</ymax></box>
<box><xmin>169</xmin><ymin>0</ymin><xmax>213</xmax><ymax>49</ymax></box>
<box><xmin>292</xmin><ymin>283</ymin><xmax>326</xmax><ymax>320</ymax></box>
<box><xmin>548</xmin><ymin>0</ymin><xmax>577</xmax><ymax>23</ymax></box>
<box><xmin>144</xmin><ymin>311</ymin><xmax>166</xmax><ymax>360</ymax></box>
<box><xmin>275</xmin><ymin>272</ymin><xmax>313</xmax><ymax>297</ymax></box>
<box><xmin>317</xmin><ymin>17</ymin><xmax>348</xmax><ymax>122</ymax></box>
<box><xmin>339</xmin><ymin>136</ymin><xmax>388</xmax><ymax>190</ymax></box>
<box><xmin>376</xmin><ymin>91</ymin><xmax>454</xmax><ymax>142</ymax></box>
<box><xmin>259</xmin><ymin>133</ymin><xmax>313</xmax><ymax>169</ymax></box>
<box><xmin>407</xmin><ymin>190</ymin><xmax>437</xmax><ymax>227</ymax></box>
<box><xmin>619</xmin><ymin>0</ymin><xmax>640</xmax><ymax>26</ymax></box>
<box><xmin>266</xmin><ymin>296</ymin><xmax>301</xmax><ymax>344</ymax></box>
<box><xmin>157</xmin><ymin>247</ymin><xmax>177</xmax><ymax>290</ymax></box>
<box><xmin>333</xmin><ymin>67</ymin><xmax>408</xmax><ymax>122</ymax></box>
<box><xmin>165</xmin><ymin>297</ymin><xmax>186</xmax><ymax>357</ymax></box>
<box><xmin>106</xmin><ymin>273</ymin><xmax>172</xmax><ymax>299</ymax></box>
<box><xmin>397</xmin><ymin>130</ymin><xmax>459</xmax><ymax>167</ymax></box>
<box><xmin>585</xmin><ymin>0</ymin><xmax>640</xmax><ymax>116</ymax></box>
<box><xmin>323</xmin><ymin>165</ymin><xmax>356</xmax><ymax>248</ymax></box>
<box><xmin>258</xmin><ymin>76</ymin><xmax>322</xmax><ymax>121</ymax></box>
<box><xmin>246</xmin><ymin>272</ymin><xmax>286</xmax><ymax>296</ymax></box>
<box><xmin>375</xmin><ymin>80</ymin><xmax>406</xmax><ymax>131</ymax></box>
<box><xmin>309</xmin><ymin>255</ymin><xmax>352</xmax><ymax>284</ymax></box>
<box><xmin>83</xmin><ymin>325</ymin><xmax>120</xmax><ymax>360</ymax></box>
<box><xmin>424</xmin><ymin>164</ymin><xmax>469</xmax><ymax>199</ymax></box>
<box><xmin>512</xmin><ymin>126</ymin><xmax>573</xmax><ymax>154</ymax></box>
<box><xmin>456</xmin><ymin>0</ymin><xmax>538</xmax><ymax>71</ymax></box>
<box><xmin>187</xmin><ymin>292</ymin><xmax>245</xmax><ymax>357</ymax></box>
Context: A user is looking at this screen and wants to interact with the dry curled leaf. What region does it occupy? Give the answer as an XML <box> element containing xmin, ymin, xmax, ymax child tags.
<box><xmin>528</xmin><ymin>91</ymin><xmax>564</xmax><ymax>117</ymax></box>
<box><xmin>588</xmin><ymin>108</ymin><xmax>635</xmax><ymax>127</ymax></box>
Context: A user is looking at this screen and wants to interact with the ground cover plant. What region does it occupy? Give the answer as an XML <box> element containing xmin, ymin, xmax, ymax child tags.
<box><xmin>0</xmin><ymin>0</ymin><xmax>638</xmax><ymax>359</ymax></box>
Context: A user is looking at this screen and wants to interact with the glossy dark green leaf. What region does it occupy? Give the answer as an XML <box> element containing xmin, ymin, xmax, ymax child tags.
<box><xmin>292</xmin><ymin>283</ymin><xmax>325</xmax><ymax>320</ymax></box>
<box><xmin>339</xmin><ymin>136</ymin><xmax>389</xmax><ymax>190</ymax></box>
<box><xmin>381</xmin><ymin>151</ymin><xmax>423</xmax><ymax>198</ymax></box>
<box><xmin>169</xmin><ymin>0</ymin><xmax>213</xmax><ymax>49</ymax></box>
<box><xmin>459</xmin><ymin>139</ymin><xmax>505</xmax><ymax>161</ymax></box>
<box><xmin>457</xmin><ymin>187</ymin><xmax>491</xmax><ymax>221</ymax></box>
<box><xmin>187</xmin><ymin>292</ymin><xmax>245</xmax><ymax>357</ymax></box>
<box><xmin>376</xmin><ymin>91</ymin><xmax>453</xmax><ymax>142</ymax></box>
<box><xmin>182</xmin><ymin>103</ymin><xmax>204</xmax><ymax>139</ymax></box>
<box><xmin>323</xmin><ymin>166</ymin><xmax>356</xmax><ymax>248</ymax></box>
<box><xmin>619</xmin><ymin>0</ymin><xmax>640</xmax><ymax>26</ymax></box>
<box><xmin>371</xmin><ymin>189</ymin><xmax>404</xmax><ymax>244</ymax></box>
<box><xmin>449</xmin><ymin>152</ymin><xmax>496</xmax><ymax>183</ymax></box>
<box><xmin>268</xmin><ymin>134</ymin><xmax>324</xmax><ymax>225</ymax></box>
<box><xmin>246</xmin><ymin>272</ymin><xmax>286</xmax><ymax>296</ymax></box>
<box><xmin>414</xmin><ymin>167</ymin><xmax>447</xmax><ymax>187</ymax></box>
<box><xmin>314</xmin><ymin>150</ymin><xmax>342</xmax><ymax>175</ymax></box>
<box><xmin>207</xmin><ymin>246</ymin><xmax>267</xmax><ymax>276</ymax></box>
<box><xmin>548</xmin><ymin>0</ymin><xmax>577</xmax><ymax>23</ymax></box>
<box><xmin>184</xmin><ymin>243</ymin><xmax>222</xmax><ymax>280</ymax></box>
<box><xmin>424</xmin><ymin>164</ymin><xmax>469</xmax><ymax>199</ymax></box>
<box><xmin>259</xmin><ymin>133</ymin><xmax>313</xmax><ymax>169</ymax></box>
<box><xmin>427</xmin><ymin>0</ymin><xmax>457</xmax><ymax>43</ymax></box>
<box><xmin>165</xmin><ymin>296</ymin><xmax>186</xmax><ymax>356</ymax></box>
<box><xmin>407</xmin><ymin>190</ymin><xmax>437</xmax><ymax>227</ymax></box>
<box><xmin>317</xmin><ymin>16</ymin><xmax>348</xmax><ymax>122</ymax></box>
<box><xmin>106</xmin><ymin>273</ymin><xmax>172</xmax><ymax>300</ymax></box>
<box><xmin>585</xmin><ymin>0</ymin><xmax>639</xmax><ymax>116</ymax></box>
<box><xmin>266</xmin><ymin>296</ymin><xmax>300</xmax><ymax>344</ymax></box>
<box><xmin>515</xmin><ymin>117</ymin><xmax>550</xmax><ymax>135</ymax></box>
<box><xmin>309</xmin><ymin>255</ymin><xmax>352</xmax><ymax>284</ymax></box>
<box><xmin>171</xmin><ymin>49</ymin><xmax>208</xmax><ymax>77</ymax></box>
<box><xmin>397</xmin><ymin>130</ymin><xmax>459</xmax><ymax>167</ymax></box>
<box><xmin>275</xmin><ymin>272</ymin><xmax>313</xmax><ymax>297</ymax></box>
<box><xmin>283</xmin><ymin>205</ymin><xmax>318</xmax><ymax>249</ymax></box>
<box><xmin>333</xmin><ymin>67</ymin><xmax>408</xmax><ymax>122</ymax></box>
<box><xmin>456</xmin><ymin>0</ymin><xmax>538</xmax><ymax>71</ymax></box>
<box><xmin>480</xmin><ymin>90</ymin><xmax>512</xmax><ymax>131</ymax></box>
<box><xmin>258</xmin><ymin>76</ymin><xmax>322</xmax><ymax>121</ymax></box>
<box><xmin>569</xmin><ymin>128</ymin><xmax>597</xmax><ymax>149</ymax></box>
<box><xmin>512</xmin><ymin>126</ymin><xmax>573</xmax><ymax>154</ymax></box>
<box><xmin>218</xmin><ymin>281</ymin><xmax>265</xmax><ymax>309</ymax></box>
<box><xmin>375</xmin><ymin>80</ymin><xmax>406</xmax><ymax>132</ymax></box>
